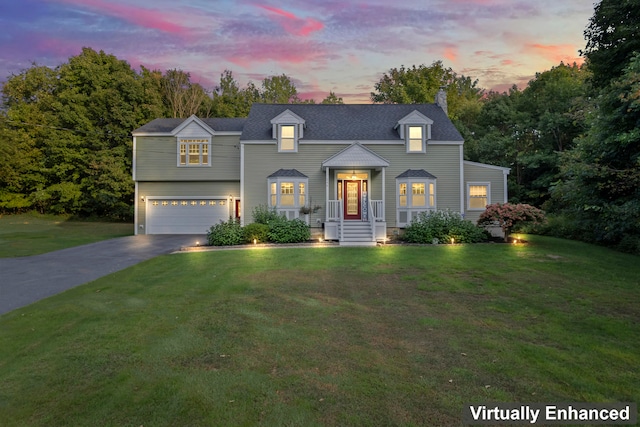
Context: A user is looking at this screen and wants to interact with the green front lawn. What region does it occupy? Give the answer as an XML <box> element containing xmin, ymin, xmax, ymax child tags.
<box><xmin>0</xmin><ymin>213</ymin><xmax>133</xmax><ymax>257</ymax></box>
<box><xmin>0</xmin><ymin>236</ymin><xmax>638</xmax><ymax>426</ymax></box>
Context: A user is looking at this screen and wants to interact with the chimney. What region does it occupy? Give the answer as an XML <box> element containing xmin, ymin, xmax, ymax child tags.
<box><xmin>435</xmin><ymin>86</ymin><xmax>448</xmax><ymax>116</ymax></box>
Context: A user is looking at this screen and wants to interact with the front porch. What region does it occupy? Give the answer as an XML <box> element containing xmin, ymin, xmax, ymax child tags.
<box><xmin>321</xmin><ymin>143</ymin><xmax>390</xmax><ymax>246</ymax></box>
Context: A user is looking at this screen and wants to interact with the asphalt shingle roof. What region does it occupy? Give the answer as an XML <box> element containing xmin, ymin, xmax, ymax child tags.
<box><xmin>267</xmin><ymin>168</ymin><xmax>308</xmax><ymax>178</ymax></box>
<box><xmin>396</xmin><ymin>169</ymin><xmax>438</xmax><ymax>179</ymax></box>
<box><xmin>133</xmin><ymin>117</ymin><xmax>246</xmax><ymax>134</ymax></box>
<box><xmin>240</xmin><ymin>103</ymin><xmax>463</xmax><ymax>142</ymax></box>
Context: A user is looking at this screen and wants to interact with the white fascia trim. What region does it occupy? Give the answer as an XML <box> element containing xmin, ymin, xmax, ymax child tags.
<box><xmin>240</xmin><ymin>143</ymin><xmax>245</xmax><ymax>226</ymax></box>
<box><xmin>463</xmin><ymin>160</ymin><xmax>511</xmax><ymax>172</ymax></box>
<box><xmin>134</xmin><ymin>181</ymin><xmax>139</xmax><ymax>235</ymax></box>
<box><xmin>133</xmin><ymin>131</ymin><xmax>242</xmax><ymax>137</ymax></box>
<box><xmin>428</xmin><ymin>140</ymin><xmax>464</xmax><ymax>145</ymax></box>
<box><xmin>171</xmin><ymin>115</ymin><xmax>216</xmax><ymax>136</ymax></box>
<box><xmin>460</xmin><ymin>145</ymin><xmax>465</xmax><ymax>215</ymax></box>
<box><xmin>132</xmin><ymin>136</ymin><xmax>137</xmax><ymax>181</ymax></box>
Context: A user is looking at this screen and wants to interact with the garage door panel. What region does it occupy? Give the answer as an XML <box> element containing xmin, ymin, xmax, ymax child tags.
<box><xmin>147</xmin><ymin>198</ymin><xmax>228</xmax><ymax>234</ymax></box>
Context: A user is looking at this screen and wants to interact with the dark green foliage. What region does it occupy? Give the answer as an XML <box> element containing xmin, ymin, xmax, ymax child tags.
<box><xmin>582</xmin><ymin>0</ymin><xmax>640</xmax><ymax>89</ymax></box>
<box><xmin>207</xmin><ymin>218</ymin><xmax>244</xmax><ymax>246</ymax></box>
<box><xmin>402</xmin><ymin>210</ymin><xmax>488</xmax><ymax>244</ymax></box>
<box><xmin>267</xmin><ymin>217</ymin><xmax>311</xmax><ymax>244</ymax></box>
<box><xmin>243</xmin><ymin>223</ymin><xmax>269</xmax><ymax>243</ymax></box>
<box><xmin>252</xmin><ymin>204</ymin><xmax>282</xmax><ymax>225</ymax></box>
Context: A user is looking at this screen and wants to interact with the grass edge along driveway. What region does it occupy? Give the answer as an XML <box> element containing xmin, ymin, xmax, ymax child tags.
<box><xmin>0</xmin><ymin>236</ymin><xmax>638</xmax><ymax>426</ymax></box>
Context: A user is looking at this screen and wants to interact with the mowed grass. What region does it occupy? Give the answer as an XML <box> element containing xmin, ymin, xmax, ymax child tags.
<box><xmin>0</xmin><ymin>236</ymin><xmax>638</xmax><ymax>426</ymax></box>
<box><xmin>0</xmin><ymin>213</ymin><xmax>133</xmax><ymax>257</ymax></box>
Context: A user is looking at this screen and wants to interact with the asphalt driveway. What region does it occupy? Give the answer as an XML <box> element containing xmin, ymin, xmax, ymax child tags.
<box><xmin>0</xmin><ymin>234</ymin><xmax>205</xmax><ymax>315</ymax></box>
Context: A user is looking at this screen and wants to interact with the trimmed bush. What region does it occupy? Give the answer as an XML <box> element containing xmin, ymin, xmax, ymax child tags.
<box><xmin>207</xmin><ymin>218</ymin><xmax>244</xmax><ymax>246</ymax></box>
<box><xmin>403</xmin><ymin>210</ymin><xmax>489</xmax><ymax>244</ymax></box>
<box><xmin>243</xmin><ymin>223</ymin><xmax>269</xmax><ymax>244</ymax></box>
<box><xmin>267</xmin><ymin>217</ymin><xmax>311</xmax><ymax>243</ymax></box>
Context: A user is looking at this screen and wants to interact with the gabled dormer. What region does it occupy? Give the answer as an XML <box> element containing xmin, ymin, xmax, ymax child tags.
<box><xmin>172</xmin><ymin>115</ymin><xmax>216</xmax><ymax>167</ymax></box>
<box><xmin>395</xmin><ymin>110</ymin><xmax>434</xmax><ymax>153</ymax></box>
<box><xmin>270</xmin><ymin>109</ymin><xmax>305</xmax><ymax>152</ymax></box>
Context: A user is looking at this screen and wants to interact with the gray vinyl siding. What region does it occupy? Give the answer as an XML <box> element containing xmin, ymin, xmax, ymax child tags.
<box><xmin>137</xmin><ymin>181</ymin><xmax>240</xmax><ymax>234</ymax></box>
<box><xmin>135</xmin><ymin>135</ymin><xmax>240</xmax><ymax>181</ymax></box>
<box><xmin>464</xmin><ymin>162</ymin><xmax>508</xmax><ymax>223</ymax></box>
<box><xmin>242</xmin><ymin>142</ymin><xmax>462</xmax><ymax>228</ymax></box>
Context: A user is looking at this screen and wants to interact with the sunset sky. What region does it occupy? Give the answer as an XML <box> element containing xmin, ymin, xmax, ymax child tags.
<box><xmin>0</xmin><ymin>0</ymin><xmax>594</xmax><ymax>103</ymax></box>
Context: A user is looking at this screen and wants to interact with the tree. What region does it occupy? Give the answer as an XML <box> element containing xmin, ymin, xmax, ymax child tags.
<box><xmin>552</xmin><ymin>53</ymin><xmax>640</xmax><ymax>252</ymax></box>
<box><xmin>0</xmin><ymin>48</ymin><xmax>165</xmax><ymax>218</ymax></box>
<box><xmin>161</xmin><ymin>69</ymin><xmax>209</xmax><ymax>118</ymax></box>
<box><xmin>370</xmin><ymin>61</ymin><xmax>483</xmax><ymax>121</ymax></box>
<box><xmin>321</xmin><ymin>91</ymin><xmax>344</xmax><ymax>104</ymax></box>
<box><xmin>261</xmin><ymin>74</ymin><xmax>299</xmax><ymax>103</ymax></box>
<box><xmin>582</xmin><ymin>0</ymin><xmax>640</xmax><ymax>89</ymax></box>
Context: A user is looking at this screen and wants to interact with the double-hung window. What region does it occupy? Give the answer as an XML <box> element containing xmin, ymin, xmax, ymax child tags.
<box><xmin>396</xmin><ymin>170</ymin><xmax>437</xmax><ymax>227</ymax></box>
<box><xmin>267</xmin><ymin>169</ymin><xmax>309</xmax><ymax>221</ymax></box>
<box><xmin>270</xmin><ymin>109</ymin><xmax>305</xmax><ymax>153</ymax></box>
<box><xmin>467</xmin><ymin>183</ymin><xmax>490</xmax><ymax>210</ymax></box>
<box><xmin>407</xmin><ymin>126</ymin><xmax>425</xmax><ymax>153</ymax></box>
<box><xmin>178</xmin><ymin>138</ymin><xmax>210</xmax><ymax>166</ymax></box>
<box><xmin>279</xmin><ymin>125</ymin><xmax>296</xmax><ymax>151</ymax></box>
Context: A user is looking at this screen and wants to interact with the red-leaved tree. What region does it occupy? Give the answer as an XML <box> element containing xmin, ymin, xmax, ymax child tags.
<box><xmin>477</xmin><ymin>203</ymin><xmax>546</xmax><ymax>241</ymax></box>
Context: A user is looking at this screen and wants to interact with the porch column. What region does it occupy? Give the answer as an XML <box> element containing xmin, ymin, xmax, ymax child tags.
<box><xmin>325</xmin><ymin>167</ymin><xmax>330</xmax><ymax>222</ymax></box>
<box><xmin>381</xmin><ymin>167</ymin><xmax>386</xmax><ymax>221</ymax></box>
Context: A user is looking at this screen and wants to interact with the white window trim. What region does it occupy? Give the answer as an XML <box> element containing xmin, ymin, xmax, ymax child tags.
<box><xmin>177</xmin><ymin>137</ymin><xmax>211</xmax><ymax>167</ymax></box>
<box><xmin>467</xmin><ymin>182</ymin><xmax>491</xmax><ymax>211</ymax></box>
<box><xmin>268</xmin><ymin>176</ymin><xmax>308</xmax><ymax>209</ymax></box>
<box><xmin>396</xmin><ymin>178</ymin><xmax>437</xmax><ymax>227</ymax></box>
<box><xmin>406</xmin><ymin>125</ymin><xmax>427</xmax><ymax>153</ymax></box>
<box><xmin>277</xmin><ymin>124</ymin><xmax>299</xmax><ymax>153</ymax></box>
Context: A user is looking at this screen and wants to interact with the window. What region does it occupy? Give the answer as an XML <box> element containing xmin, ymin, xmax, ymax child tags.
<box><xmin>396</xmin><ymin>175</ymin><xmax>437</xmax><ymax>227</ymax></box>
<box><xmin>280</xmin><ymin>182</ymin><xmax>294</xmax><ymax>206</ymax></box>
<box><xmin>408</xmin><ymin>126</ymin><xmax>424</xmax><ymax>152</ymax></box>
<box><xmin>178</xmin><ymin>138</ymin><xmax>211</xmax><ymax>166</ymax></box>
<box><xmin>267</xmin><ymin>174</ymin><xmax>309</xmax><ymax>216</ymax></box>
<box><xmin>280</xmin><ymin>125</ymin><xmax>296</xmax><ymax>151</ymax></box>
<box><xmin>468</xmin><ymin>183</ymin><xmax>490</xmax><ymax>210</ymax></box>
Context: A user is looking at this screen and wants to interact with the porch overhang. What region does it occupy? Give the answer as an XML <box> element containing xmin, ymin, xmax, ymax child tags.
<box><xmin>321</xmin><ymin>142</ymin><xmax>390</xmax><ymax>171</ymax></box>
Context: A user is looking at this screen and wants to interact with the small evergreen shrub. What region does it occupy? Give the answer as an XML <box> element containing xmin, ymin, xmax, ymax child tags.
<box><xmin>252</xmin><ymin>204</ymin><xmax>282</xmax><ymax>225</ymax></box>
<box><xmin>207</xmin><ymin>218</ymin><xmax>244</xmax><ymax>246</ymax></box>
<box><xmin>403</xmin><ymin>210</ymin><xmax>488</xmax><ymax>244</ymax></box>
<box><xmin>267</xmin><ymin>217</ymin><xmax>311</xmax><ymax>243</ymax></box>
<box><xmin>243</xmin><ymin>223</ymin><xmax>270</xmax><ymax>243</ymax></box>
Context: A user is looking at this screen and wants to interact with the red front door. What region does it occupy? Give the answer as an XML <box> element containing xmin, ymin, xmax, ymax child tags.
<box><xmin>343</xmin><ymin>180</ymin><xmax>361</xmax><ymax>220</ymax></box>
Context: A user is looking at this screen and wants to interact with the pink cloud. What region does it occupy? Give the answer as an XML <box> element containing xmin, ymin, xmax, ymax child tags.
<box><xmin>49</xmin><ymin>0</ymin><xmax>188</xmax><ymax>35</ymax></box>
<box><xmin>525</xmin><ymin>43</ymin><xmax>584</xmax><ymax>65</ymax></box>
<box><xmin>444</xmin><ymin>47</ymin><xmax>458</xmax><ymax>62</ymax></box>
<box><xmin>222</xmin><ymin>38</ymin><xmax>333</xmax><ymax>68</ymax></box>
<box><xmin>257</xmin><ymin>4</ymin><xmax>324</xmax><ymax>36</ymax></box>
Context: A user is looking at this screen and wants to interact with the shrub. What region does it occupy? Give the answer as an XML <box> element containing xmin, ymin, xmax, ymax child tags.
<box><xmin>207</xmin><ymin>218</ymin><xmax>244</xmax><ymax>246</ymax></box>
<box><xmin>402</xmin><ymin>210</ymin><xmax>488</xmax><ymax>244</ymax></box>
<box><xmin>267</xmin><ymin>217</ymin><xmax>311</xmax><ymax>243</ymax></box>
<box><xmin>252</xmin><ymin>204</ymin><xmax>282</xmax><ymax>225</ymax></box>
<box><xmin>477</xmin><ymin>203</ymin><xmax>546</xmax><ymax>240</ymax></box>
<box><xmin>243</xmin><ymin>223</ymin><xmax>270</xmax><ymax>243</ymax></box>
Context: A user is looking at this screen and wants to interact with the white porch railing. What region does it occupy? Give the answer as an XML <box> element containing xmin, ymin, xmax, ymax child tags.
<box><xmin>339</xmin><ymin>199</ymin><xmax>344</xmax><ymax>241</ymax></box>
<box><xmin>370</xmin><ymin>200</ymin><xmax>384</xmax><ymax>221</ymax></box>
<box><xmin>327</xmin><ymin>200</ymin><xmax>341</xmax><ymax>221</ymax></box>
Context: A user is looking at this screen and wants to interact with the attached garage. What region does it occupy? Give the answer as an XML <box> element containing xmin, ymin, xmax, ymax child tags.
<box><xmin>146</xmin><ymin>197</ymin><xmax>230</xmax><ymax>234</ymax></box>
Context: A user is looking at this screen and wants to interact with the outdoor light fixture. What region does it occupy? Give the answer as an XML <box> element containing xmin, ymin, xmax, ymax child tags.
<box><xmin>196</xmin><ymin>241</ymin><xmax>200</xmax><ymax>247</ymax></box>
<box><xmin>140</xmin><ymin>196</ymin><xmax>145</xmax><ymax>202</ymax></box>
<box><xmin>451</xmin><ymin>237</ymin><xmax>455</xmax><ymax>244</ymax></box>
<box><xmin>253</xmin><ymin>239</ymin><xmax>257</xmax><ymax>245</ymax></box>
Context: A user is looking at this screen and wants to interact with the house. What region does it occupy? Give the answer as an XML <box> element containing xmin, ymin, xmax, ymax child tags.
<box><xmin>132</xmin><ymin>93</ymin><xmax>510</xmax><ymax>245</ymax></box>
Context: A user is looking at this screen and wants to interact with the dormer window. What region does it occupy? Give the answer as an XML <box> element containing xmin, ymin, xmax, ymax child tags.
<box><xmin>280</xmin><ymin>125</ymin><xmax>296</xmax><ymax>151</ymax></box>
<box><xmin>408</xmin><ymin>126</ymin><xmax>424</xmax><ymax>152</ymax></box>
<box><xmin>395</xmin><ymin>110</ymin><xmax>433</xmax><ymax>154</ymax></box>
<box><xmin>270</xmin><ymin>109</ymin><xmax>305</xmax><ymax>153</ymax></box>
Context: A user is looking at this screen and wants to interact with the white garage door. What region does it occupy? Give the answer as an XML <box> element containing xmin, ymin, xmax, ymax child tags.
<box><xmin>146</xmin><ymin>198</ymin><xmax>229</xmax><ymax>234</ymax></box>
